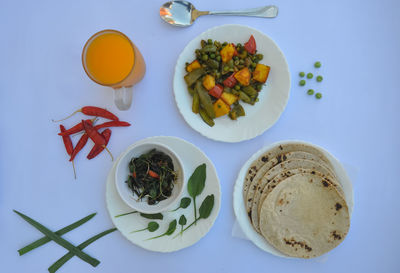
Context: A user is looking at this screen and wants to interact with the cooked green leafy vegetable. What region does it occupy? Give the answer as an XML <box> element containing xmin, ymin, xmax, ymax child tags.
<box><xmin>126</xmin><ymin>149</ymin><xmax>177</xmax><ymax>205</ymax></box>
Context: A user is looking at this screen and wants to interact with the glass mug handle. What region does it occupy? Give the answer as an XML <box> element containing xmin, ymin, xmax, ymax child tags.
<box><xmin>114</xmin><ymin>86</ymin><xmax>133</xmax><ymax>111</ymax></box>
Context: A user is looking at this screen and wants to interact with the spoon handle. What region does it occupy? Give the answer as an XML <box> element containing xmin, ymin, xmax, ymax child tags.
<box><xmin>208</xmin><ymin>5</ymin><xmax>278</xmax><ymax>18</ymax></box>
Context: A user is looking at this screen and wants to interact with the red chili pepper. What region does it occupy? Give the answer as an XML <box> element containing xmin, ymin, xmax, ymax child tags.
<box><xmin>87</xmin><ymin>129</ymin><xmax>112</xmax><ymax>159</ymax></box>
<box><xmin>94</xmin><ymin>121</ymin><xmax>130</xmax><ymax>131</ymax></box>
<box><xmin>60</xmin><ymin>125</ymin><xmax>77</xmax><ymax>179</ymax></box>
<box><xmin>60</xmin><ymin>125</ymin><xmax>73</xmax><ymax>155</ymax></box>
<box><xmin>69</xmin><ymin>133</ymin><xmax>89</xmax><ymax>161</ymax></box>
<box><xmin>223</xmin><ymin>73</ymin><xmax>237</xmax><ymax>88</ymax></box>
<box><xmin>148</xmin><ymin>170</ymin><xmax>159</xmax><ymax>179</ymax></box>
<box><xmin>58</xmin><ymin>119</ymin><xmax>93</xmax><ymax>136</ymax></box>
<box><xmin>82</xmin><ymin>120</ymin><xmax>114</xmax><ymax>161</ymax></box>
<box><xmin>244</xmin><ymin>35</ymin><xmax>256</xmax><ymax>54</ymax></box>
<box><xmin>53</xmin><ymin>106</ymin><xmax>119</xmax><ymax>122</ymax></box>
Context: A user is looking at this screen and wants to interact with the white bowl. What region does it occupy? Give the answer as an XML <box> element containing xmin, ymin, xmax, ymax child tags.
<box><xmin>115</xmin><ymin>142</ymin><xmax>184</xmax><ymax>214</ymax></box>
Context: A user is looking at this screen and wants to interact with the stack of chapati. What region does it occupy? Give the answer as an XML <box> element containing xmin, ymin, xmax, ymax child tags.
<box><xmin>243</xmin><ymin>143</ymin><xmax>350</xmax><ymax>258</ymax></box>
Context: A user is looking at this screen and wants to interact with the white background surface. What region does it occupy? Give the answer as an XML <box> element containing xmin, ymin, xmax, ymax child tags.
<box><xmin>0</xmin><ymin>0</ymin><xmax>399</xmax><ymax>272</ymax></box>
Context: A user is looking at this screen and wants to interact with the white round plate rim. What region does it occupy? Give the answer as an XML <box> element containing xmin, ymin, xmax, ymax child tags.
<box><xmin>233</xmin><ymin>139</ymin><xmax>354</xmax><ymax>258</ymax></box>
<box><xmin>173</xmin><ymin>24</ymin><xmax>291</xmax><ymax>143</ymax></box>
<box><xmin>106</xmin><ymin>136</ymin><xmax>221</xmax><ymax>253</ymax></box>
<box><xmin>114</xmin><ymin>141</ymin><xmax>185</xmax><ymax>214</ymax></box>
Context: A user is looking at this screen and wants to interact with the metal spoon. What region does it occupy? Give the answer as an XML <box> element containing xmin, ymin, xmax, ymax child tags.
<box><xmin>160</xmin><ymin>1</ymin><xmax>278</xmax><ymax>27</ymax></box>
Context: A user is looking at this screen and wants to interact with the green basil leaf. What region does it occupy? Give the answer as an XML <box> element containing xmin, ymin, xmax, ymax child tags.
<box><xmin>187</xmin><ymin>164</ymin><xmax>206</xmax><ymax>198</ymax></box>
<box><xmin>165</xmin><ymin>219</ymin><xmax>177</xmax><ymax>235</ymax></box>
<box><xmin>147</xmin><ymin>222</ymin><xmax>159</xmax><ymax>232</ymax></box>
<box><xmin>199</xmin><ymin>194</ymin><xmax>214</xmax><ymax>219</ymax></box>
<box><xmin>180</xmin><ymin>197</ymin><xmax>191</xmax><ymax>209</ymax></box>
<box><xmin>179</xmin><ymin>215</ymin><xmax>187</xmax><ymax>226</ymax></box>
<box><xmin>140</xmin><ymin>213</ymin><xmax>163</xmax><ymax>220</ymax></box>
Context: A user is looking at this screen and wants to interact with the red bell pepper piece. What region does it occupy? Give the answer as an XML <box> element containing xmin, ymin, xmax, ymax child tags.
<box><xmin>208</xmin><ymin>84</ymin><xmax>224</xmax><ymax>99</ymax></box>
<box><xmin>222</xmin><ymin>73</ymin><xmax>237</xmax><ymax>88</ymax></box>
<box><xmin>244</xmin><ymin>35</ymin><xmax>256</xmax><ymax>54</ymax></box>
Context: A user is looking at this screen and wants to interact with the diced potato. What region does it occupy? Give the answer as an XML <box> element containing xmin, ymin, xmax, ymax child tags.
<box><xmin>186</xmin><ymin>60</ymin><xmax>201</xmax><ymax>72</ymax></box>
<box><xmin>253</xmin><ymin>64</ymin><xmax>270</xmax><ymax>83</ymax></box>
<box><xmin>234</xmin><ymin>67</ymin><xmax>251</xmax><ymax>86</ymax></box>
<box><xmin>220</xmin><ymin>92</ymin><xmax>238</xmax><ymax>106</ymax></box>
<box><xmin>213</xmin><ymin>99</ymin><xmax>230</xmax><ymax>118</ymax></box>
<box><xmin>220</xmin><ymin>44</ymin><xmax>235</xmax><ymax>63</ymax></box>
<box><xmin>202</xmin><ymin>75</ymin><xmax>215</xmax><ymax>90</ymax></box>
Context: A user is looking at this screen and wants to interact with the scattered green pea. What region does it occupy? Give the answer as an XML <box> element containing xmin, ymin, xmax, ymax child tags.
<box><xmin>316</xmin><ymin>75</ymin><xmax>323</xmax><ymax>82</ymax></box>
<box><xmin>251</xmin><ymin>63</ymin><xmax>257</xmax><ymax>68</ymax></box>
<box><xmin>307</xmin><ymin>89</ymin><xmax>314</xmax><ymax>95</ymax></box>
<box><xmin>299</xmin><ymin>80</ymin><xmax>306</xmax><ymax>86</ymax></box>
<box><xmin>223</xmin><ymin>66</ymin><xmax>229</xmax><ymax>71</ymax></box>
<box><xmin>315</xmin><ymin>92</ymin><xmax>322</xmax><ymax>99</ymax></box>
<box><xmin>234</xmin><ymin>85</ymin><xmax>240</xmax><ymax>91</ymax></box>
<box><xmin>299</xmin><ymin>72</ymin><xmax>305</xmax><ymax>77</ymax></box>
<box><xmin>207</xmin><ymin>39</ymin><xmax>213</xmax><ymax>45</ymax></box>
<box><xmin>314</xmin><ymin>61</ymin><xmax>321</xmax><ymax>68</ymax></box>
<box><xmin>307</xmin><ymin>73</ymin><xmax>313</xmax><ymax>79</ymax></box>
<box><xmin>210</xmin><ymin>53</ymin><xmax>215</xmax><ymax>59</ymax></box>
<box><xmin>202</xmin><ymin>54</ymin><xmax>208</xmax><ymax>61</ymax></box>
<box><xmin>216</xmin><ymin>56</ymin><xmax>221</xmax><ymax>61</ymax></box>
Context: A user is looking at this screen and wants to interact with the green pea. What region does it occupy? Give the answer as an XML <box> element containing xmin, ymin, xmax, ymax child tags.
<box><xmin>299</xmin><ymin>80</ymin><xmax>306</xmax><ymax>86</ymax></box>
<box><xmin>307</xmin><ymin>73</ymin><xmax>313</xmax><ymax>79</ymax></box>
<box><xmin>223</xmin><ymin>66</ymin><xmax>229</xmax><ymax>71</ymax></box>
<box><xmin>234</xmin><ymin>85</ymin><xmax>240</xmax><ymax>91</ymax></box>
<box><xmin>251</xmin><ymin>63</ymin><xmax>257</xmax><ymax>68</ymax></box>
<box><xmin>256</xmin><ymin>54</ymin><xmax>263</xmax><ymax>60</ymax></box>
<box><xmin>202</xmin><ymin>54</ymin><xmax>208</xmax><ymax>61</ymax></box>
<box><xmin>216</xmin><ymin>56</ymin><xmax>221</xmax><ymax>61</ymax></box>
<box><xmin>316</xmin><ymin>75</ymin><xmax>323</xmax><ymax>82</ymax></box>
<box><xmin>236</xmin><ymin>43</ymin><xmax>242</xmax><ymax>48</ymax></box>
<box><xmin>307</xmin><ymin>89</ymin><xmax>314</xmax><ymax>95</ymax></box>
<box><xmin>256</xmin><ymin>84</ymin><xmax>263</xmax><ymax>91</ymax></box>
<box><xmin>207</xmin><ymin>39</ymin><xmax>213</xmax><ymax>45</ymax></box>
<box><xmin>315</xmin><ymin>92</ymin><xmax>322</xmax><ymax>99</ymax></box>
<box><xmin>314</xmin><ymin>61</ymin><xmax>321</xmax><ymax>68</ymax></box>
<box><xmin>299</xmin><ymin>72</ymin><xmax>305</xmax><ymax>77</ymax></box>
<box><xmin>210</xmin><ymin>54</ymin><xmax>215</xmax><ymax>59</ymax></box>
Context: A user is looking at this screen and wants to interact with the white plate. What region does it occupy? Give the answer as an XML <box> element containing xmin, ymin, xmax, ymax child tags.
<box><xmin>106</xmin><ymin>136</ymin><xmax>221</xmax><ymax>252</ymax></box>
<box><xmin>173</xmin><ymin>24</ymin><xmax>291</xmax><ymax>142</ymax></box>
<box><xmin>233</xmin><ymin>140</ymin><xmax>354</xmax><ymax>258</ymax></box>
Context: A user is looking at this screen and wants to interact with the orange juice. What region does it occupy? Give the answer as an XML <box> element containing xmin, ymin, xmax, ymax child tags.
<box><xmin>85</xmin><ymin>32</ymin><xmax>135</xmax><ymax>85</ymax></box>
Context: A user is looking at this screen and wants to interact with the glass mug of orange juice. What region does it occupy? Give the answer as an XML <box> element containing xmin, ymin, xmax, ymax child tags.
<box><xmin>82</xmin><ymin>29</ymin><xmax>145</xmax><ymax>110</ymax></box>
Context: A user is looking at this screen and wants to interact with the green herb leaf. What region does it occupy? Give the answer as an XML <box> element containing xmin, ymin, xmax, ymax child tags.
<box><xmin>187</xmin><ymin>164</ymin><xmax>207</xmax><ymax>221</ymax></box>
<box><xmin>48</xmin><ymin>228</ymin><xmax>116</xmax><ymax>273</ymax></box>
<box><xmin>13</xmin><ymin>210</ymin><xmax>100</xmax><ymax>267</ymax></box>
<box><xmin>171</xmin><ymin>197</ymin><xmax>191</xmax><ymax>211</ymax></box>
<box><xmin>139</xmin><ymin>213</ymin><xmax>163</xmax><ymax>220</ymax></box>
<box><xmin>187</xmin><ymin>164</ymin><xmax>206</xmax><ymax>198</ymax></box>
<box><xmin>18</xmin><ymin>213</ymin><xmax>96</xmax><ymax>256</ymax></box>
<box><xmin>147</xmin><ymin>219</ymin><xmax>177</xmax><ymax>240</ymax></box>
<box><xmin>179</xmin><ymin>215</ymin><xmax>187</xmax><ymax>226</ymax></box>
<box><xmin>148</xmin><ymin>222</ymin><xmax>159</xmax><ymax>232</ymax></box>
<box><xmin>199</xmin><ymin>194</ymin><xmax>215</xmax><ymax>219</ymax></box>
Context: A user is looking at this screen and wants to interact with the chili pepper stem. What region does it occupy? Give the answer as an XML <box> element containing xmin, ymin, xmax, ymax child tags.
<box><xmin>72</xmin><ymin>161</ymin><xmax>77</xmax><ymax>179</ymax></box>
<box><xmin>103</xmin><ymin>146</ymin><xmax>114</xmax><ymax>161</ymax></box>
<box><xmin>52</xmin><ymin>109</ymin><xmax>82</xmax><ymax>122</ymax></box>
